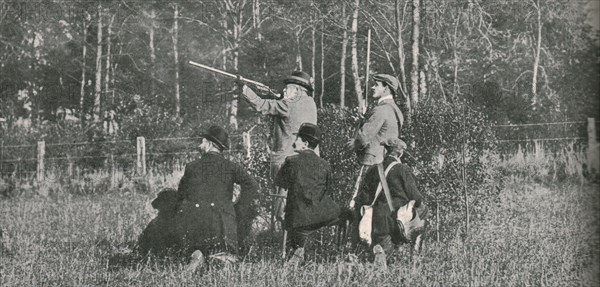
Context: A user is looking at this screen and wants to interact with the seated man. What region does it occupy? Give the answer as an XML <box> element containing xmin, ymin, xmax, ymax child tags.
<box><xmin>354</xmin><ymin>138</ymin><xmax>427</xmax><ymax>266</ymax></box>
<box><xmin>137</xmin><ymin>188</ymin><xmax>181</xmax><ymax>257</ymax></box>
<box><xmin>275</xmin><ymin>123</ymin><xmax>341</xmax><ymax>264</ymax></box>
<box><xmin>175</xmin><ymin>125</ymin><xmax>258</xmax><ymax>272</ymax></box>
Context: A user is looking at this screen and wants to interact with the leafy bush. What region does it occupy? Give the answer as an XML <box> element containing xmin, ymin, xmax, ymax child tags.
<box><xmin>403</xmin><ymin>98</ymin><xmax>499</xmax><ymax>238</ymax></box>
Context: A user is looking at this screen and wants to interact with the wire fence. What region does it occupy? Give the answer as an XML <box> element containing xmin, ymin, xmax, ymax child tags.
<box><xmin>0</xmin><ymin>119</ymin><xmax>597</xmax><ymax>182</ymax></box>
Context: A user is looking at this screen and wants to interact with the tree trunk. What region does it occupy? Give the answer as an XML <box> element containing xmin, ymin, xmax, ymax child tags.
<box><xmin>295</xmin><ymin>28</ymin><xmax>303</xmax><ymax>71</ymax></box>
<box><xmin>254</xmin><ymin>0</ymin><xmax>262</xmax><ymax>41</ymax></box>
<box><xmin>351</xmin><ymin>0</ymin><xmax>365</xmax><ymax>113</ymax></box>
<box><xmin>340</xmin><ymin>3</ymin><xmax>348</xmax><ymax>108</ymax></box>
<box><xmin>320</xmin><ymin>19</ymin><xmax>324</xmax><ymax>108</ymax></box>
<box><xmin>229</xmin><ymin>8</ymin><xmax>242</xmax><ymax>130</ymax></box>
<box><xmin>531</xmin><ymin>0</ymin><xmax>542</xmax><ymax>104</ymax></box>
<box><xmin>149</xmin><ymin>8</ymin><xmax>156</xmax><ymax>99</ymax></box>
<box><xmin>93</xmin><ymin>2</ymin><xmax>103</xmax><ymax>122</ymax></box>
<box><xmin>410</xmin><ymin>0</ymin><xmax>420</xmax><ymax>109</ymax></box>
<box><xmin>173</xmin><ymin>3</ymin><xmax>181</xmax><ymax>117</ymax></box>
<box><xmin>311</xmin><ymin>16</ymin><xmax>316</xmax><ymax>100</ymax></box>
<box><xmin>452</xmin><ymin>13</ymin><xmax>461</xmax><ymax>98</ymax></box>
<box><xmin>79</xmin><ymin>12</ymin><xmax>88</xmax><ymax>123</ymax></box>
<box><xmin>104</xmin><ymin>12</ymin><xmax>115</xmax><ymax>118</ymax></box>
<box><xmin>396</xmin><ymin>0</ymin><xmax>409</xmax><ymax>104</ymax></box>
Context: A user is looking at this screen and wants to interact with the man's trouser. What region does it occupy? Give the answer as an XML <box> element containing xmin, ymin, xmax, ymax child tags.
<box><xmin>287</xmin><ymin>217</ymin><xmax>341</xmax><ymax>250</ymax></box>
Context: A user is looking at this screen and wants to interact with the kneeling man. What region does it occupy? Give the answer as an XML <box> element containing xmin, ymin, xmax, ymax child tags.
<box><xmin>175</xmin><ymin>125</ymin><xmax>258</xmax><ymax>271</ymax></box>
<box><xmin>276</xmin><ymin>123</ymin><xmax>341</xmax><ymax>264</ymax></box>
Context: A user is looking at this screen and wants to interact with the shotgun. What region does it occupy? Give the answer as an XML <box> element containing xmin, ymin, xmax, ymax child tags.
<box><xmin>187</xmin><ymin>60</ymin><xmax>279</xmax><ymax>98</ymax></box>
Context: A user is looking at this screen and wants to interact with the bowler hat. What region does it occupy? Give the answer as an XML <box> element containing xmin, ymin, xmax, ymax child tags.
<box><xmin>381</xmin><ymin>138</ymin><xmax>407</xmax><ymax>152</ymax></box>
<box><xmin>200</xmin><ymin>125</ymin><xmax>229</xmax><ymax>150</ymax></box>
<box><xmin>293</xmin><ymin>122</ymin><xmax>321</xmax><ymax>143</ymax></box>
<box><xmin>373</xmin><ymin>74</ymin><xmax>399</xmax><ymax>93</ymax></box>
<box><xmin>283</xmin><ymin>70</ymin><xmax>314</xmax><ymax>91</ymax></box>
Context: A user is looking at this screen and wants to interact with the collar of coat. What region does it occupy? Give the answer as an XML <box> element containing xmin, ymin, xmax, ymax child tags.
<box><xmin>384</xmin><ymin>155</ymin><xmax>402</xmax><ymax>165</ymax></box>
<box><xmin>202</xmin><ymin>151</ymin><xmax>223</xmax><ymax>158</ymax></box>
<box><xmin>294</xmin><ymin>149</ymin><xmax>317</xmax><ymax>156</ymax></box>
<box><xmin>377</xmin><ymin>95</ymin><xmax>394</xmax><ymax>105</ymax></box>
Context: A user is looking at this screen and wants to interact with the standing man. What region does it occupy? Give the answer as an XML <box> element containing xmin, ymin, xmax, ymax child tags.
<box><xmin>354</xmin><ymin>138</ymin><xmax>426</xmax><ymax>268</ymax></box>
<box><xmin>239</xmin><ymin>71</ymin><xmax>317</xmax><ymax>221</ymax></box>
<box><xmin>350</xmin><ymin>74</ymin><xmax>404</xmax><ymax>166</ymax></box>
<box><xmin>275</xmin><ymin>123</ymin><xmax>341</xmax><ymax>265</ymax></box>
<box><xmin>347</xmin><ymin>74</ymin><xmax>404</xmax><ymax>248</ymax></box>
<box><xmin>175</xmin><ymin>125</ymin><xmax>258</xmax><ymax>272</ymax></box>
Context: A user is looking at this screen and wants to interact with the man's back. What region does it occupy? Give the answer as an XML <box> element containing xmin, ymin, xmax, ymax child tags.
<box><xmin>276</xmin><ymin>150</ymin><xmax>340</xmax><ymax>228</ymax></box>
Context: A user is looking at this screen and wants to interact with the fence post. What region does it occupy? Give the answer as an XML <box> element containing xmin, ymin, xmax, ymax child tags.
<box><xmin>67</xmin><ymin>154</ymin><xmax>73</xmax><ymax>179</ymax></box>
<box><xmin>110</xmin><ymin>153</ymin><xmax>116</xmax><ymax>188</ymax></box>
<box><xmin>37</xmin><ymin>140</ymin><xmax>45</xmax><ymax>184</ymax></box>
<box><xmin>588</xmin><ymin>118</ymin><xmax>599</xmax><ymax>174</ymax></box>
<box><xmin>0</xmin><ymin>140</ymin><xmax>3</xmax><ymax>176</ymax></box>
<box><xmin>137</xmin><ymin>136</ymin><xmax>146</xmax><ymax>175</ymax></box>
<box><xmin>243</xmin><ymin>131</ymin><xmax>252</xmax><ymax>159</ymax></box>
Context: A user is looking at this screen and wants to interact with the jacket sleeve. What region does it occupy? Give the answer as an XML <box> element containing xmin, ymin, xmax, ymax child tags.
<box><xmin>232</xmin><ymin>164</ymin><xmax>259</xmax><ymax>215</ymax></box>
<box><xmin>176</xmin><ymin>164</ymin><xmax>192</xmax><ymax>202</ymax></box>
<box><xmin>398</xmin><ymin>165</ymin><xmax>423</xmax><ymax>207</ymax></box>
<box><xmin>242</xmin><ymin>86</ymin><xmax>290</xmax><ymax>117</ymax></box>
<box><xmin>233</xmin><ymin>164</ymin><xmax>258</xmax><ymax>201</ymax></box>
<box><xmin>275</xmin><ymin>158</ymin><xmax>292</xmax><ymax>189</ymax></box>
<box><xmin>354</xmin><ymin>105</ymin><xmax>386</xmax><ymax>150</ymax></box>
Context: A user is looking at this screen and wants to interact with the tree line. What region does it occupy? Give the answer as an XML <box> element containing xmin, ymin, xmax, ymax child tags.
<box><xmin>0</xmin><ymin>0</ymin><xmax>598</xmax><ymax>131</ymax></box>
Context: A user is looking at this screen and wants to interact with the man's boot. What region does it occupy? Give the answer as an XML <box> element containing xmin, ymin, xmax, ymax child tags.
<box><xmin>185</xmin><ymin>250</ymin><xmax>205</xmax><ymax>274</ymax></box>
<box><xmin>286</xmin><ymin>247</ymin><xmax>305</xmax><ymax>267</ymax></box>
<box><xmin>373</xmin><ymin>244</ymin><xmax>387</xmax><ymax>271</ymax></box>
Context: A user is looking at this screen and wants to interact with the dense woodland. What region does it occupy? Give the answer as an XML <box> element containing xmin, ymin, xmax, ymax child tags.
<box><xmin>0</xmin><ymin>0</ymin><xmax>598</xmax><ymax>133</ymax></box>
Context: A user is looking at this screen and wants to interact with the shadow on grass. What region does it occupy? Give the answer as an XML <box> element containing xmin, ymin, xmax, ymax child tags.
<box><xmin>93</xmin><ymin>238</ymin><xmax>185</xmax><ymax>271</ymax></box>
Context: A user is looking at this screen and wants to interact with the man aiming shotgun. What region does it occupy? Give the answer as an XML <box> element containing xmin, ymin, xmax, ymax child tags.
<box><xmin>238</xmin><ymin>70</ymin><xmax>318</xmax><ymax>260</ymax></box>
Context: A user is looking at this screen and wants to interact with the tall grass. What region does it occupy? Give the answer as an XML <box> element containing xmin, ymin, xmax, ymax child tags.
<box><xmin>1</xmin><ymin>143</ymin><xmax>598</xmax><ymax>286</ymax></box>
<box><xmin>496</xmin><ymin>141</ymin><xmax>589</xmax><ymax>183</ymax></box>
<box><xmin>1</xmin><ymin>179</ymin><xmax>598</xmax><ymax>286</ymax></box>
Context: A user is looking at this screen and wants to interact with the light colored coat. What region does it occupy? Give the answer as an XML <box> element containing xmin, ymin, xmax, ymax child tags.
<box><xmin>243</xmin><ymin>87</ymin><xmax>317</xmax><ymax>169</ymax></box>
<box><xmin>354</xmin><ymin>99</ymin><xmax>403</xmax><ymax>165</ymax></box>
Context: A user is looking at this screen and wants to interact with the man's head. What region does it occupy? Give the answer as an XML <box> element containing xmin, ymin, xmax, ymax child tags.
<box><xmin>371</xmin><ymin>74</ymin><xmax>399</xmax><ymax>99</ymax></box>
<box><xmin>293</xmin><ymin>122</ymin><xmax>321</xmax><ymax>151</ymax></box>
<box><xmin>199</xmin><ymin>125</ymin><xmax>229</xmax><ymax>154</ymax></box>
<box><xmin>381</xmin><ymin>138</ymin><xmax>407</xmax><ymax>158</ymax></box>
<box><xmin>283</xmin><ymin>71</ymin><xmax>313</xmax><ymax>99</ymax></box>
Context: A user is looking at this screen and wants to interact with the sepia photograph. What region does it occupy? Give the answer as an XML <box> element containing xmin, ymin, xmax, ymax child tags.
<box><xmin>0</xmin><ymin>0</ymin><xmax>599</xmax><ymax>285</ymax></box>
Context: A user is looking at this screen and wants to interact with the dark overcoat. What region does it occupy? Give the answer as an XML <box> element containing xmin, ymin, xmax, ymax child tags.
<box><xmin>355</xmin><ymin>156</ymin><xmax>423</xmax><ymax>242</ymax></box>
<box><xmin>275</xmin><ymin>149</ymin><xmax>341</xmax><ymax>229</ymax></box>
<box><xmin>175</xmin><ymin>152</ymin><xmax>258</xmax><ymax>254</ymax></box>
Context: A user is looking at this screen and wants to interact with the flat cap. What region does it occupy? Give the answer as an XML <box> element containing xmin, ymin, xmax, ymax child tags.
<box><xmin>373</xmin><ymin>74</ymin><xmax>399</xmax><ymax>93</ymax></box>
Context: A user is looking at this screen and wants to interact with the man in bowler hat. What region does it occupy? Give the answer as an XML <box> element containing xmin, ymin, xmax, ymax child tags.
<box><xmin>275</xmin><ymin>123</ymin><xmax>341</xmax><ymax>265</ymax></box>
<box><xmin>239</xmin><ymin>71</ymin><xmax>318</xmax><ymax>224</ymax></box>
<box><xmin>175</xmin><ymin>125</ymin><xmax>258</xmax><ymax>272</ymax></box>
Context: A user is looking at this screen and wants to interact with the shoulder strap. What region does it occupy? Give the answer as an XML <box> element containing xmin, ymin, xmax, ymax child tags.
<box><xmin>370</xmin><ymin>161</ymin><xmax>400</xmax><ymax>206</ymax></box>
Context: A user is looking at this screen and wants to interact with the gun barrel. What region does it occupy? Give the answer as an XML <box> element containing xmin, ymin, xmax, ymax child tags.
<box><xmin>188</xmin><ymin>60</ymin><xmax>269</xmax><ymax>88</ymax></box>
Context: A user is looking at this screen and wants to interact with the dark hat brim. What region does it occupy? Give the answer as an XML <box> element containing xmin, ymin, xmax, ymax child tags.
<box><xmin>284</xmin><ymin>76</ymin><xmax>313</xmax><ymax>91</ymax></box>
<box><xmin>293</xmin><ymin>132</ymin><xmax>320</xmax><ymax>143</ymax></box>
<box><xmin>200</xmin><ymin>133</ymin><xmax>229</xmax><ymax>150</ymax></box>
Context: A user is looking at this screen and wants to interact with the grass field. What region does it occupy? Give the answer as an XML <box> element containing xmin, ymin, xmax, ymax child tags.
<box><xmin>1</xmin><ymin>179</ymin><xmax>599</xmax><ymax>286</ymax></box>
